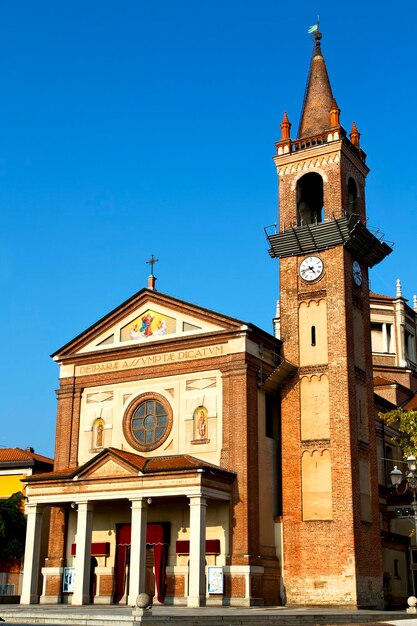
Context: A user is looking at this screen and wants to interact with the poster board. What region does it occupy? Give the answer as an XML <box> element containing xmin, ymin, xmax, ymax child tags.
<box><xmin>62</xmin><ymin>567</ymin><xmax>75</xmax><ymax>593</ymax></box>
<box><xmin>207</xmin><ymin>566</ymin><xmax>223</xmax><ymax>594</ymax></box>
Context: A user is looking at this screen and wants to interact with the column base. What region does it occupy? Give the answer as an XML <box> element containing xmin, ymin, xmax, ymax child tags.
<box><xmin>187</xmin><ymin>595</ymin><xmax>206</xmax><ymax>607</ymax></box>
<box><xmin>40</xmin><ymin>595</ymin><xmax>63</xmax><ymax>604</ymax></box>
<box><xmin>71</xmin><ymin>594</ymin><xmax>91</xmax><ymax>605</ymax></box>
<box><xmin>20</xmin><ymin>594</ymin><xmax>39</xmax><ymax>605</ymax></box>
<box><xmin>93</xmin><ymin>595</ymin><xmax>113</xmax><ymax>604</ymax></box>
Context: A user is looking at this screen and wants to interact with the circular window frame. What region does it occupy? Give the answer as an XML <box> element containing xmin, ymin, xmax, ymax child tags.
<box><xmin>123</xmin><ymin>392</ymin><xmax>173</xmax><ymax>452</ymax></box>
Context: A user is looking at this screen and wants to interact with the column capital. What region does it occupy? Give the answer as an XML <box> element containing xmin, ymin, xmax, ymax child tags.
<box><xmin>74</xmin><ymin>501</ymin><xmax>94</xmax><ymax>512</ymax></box>
<box><xmin>188</xmin><ymin>495</ymin><xmax>207</xmax><ymax>508</ymax></box>
<box><xmin>25</xmin><ymin>502</ymin><xmax>41</xmax><ymax>513</ymax></box>
<box><xmin>130</xmin><ymin>497</ymin><xmax>148</xmax><ymax>510</ymax></box>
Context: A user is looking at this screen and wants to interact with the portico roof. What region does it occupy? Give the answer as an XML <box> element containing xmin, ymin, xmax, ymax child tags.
<box><xmin>25</xmin><ymin>447</ymin><xmax>236</xmax><ymax>484</ymax></box>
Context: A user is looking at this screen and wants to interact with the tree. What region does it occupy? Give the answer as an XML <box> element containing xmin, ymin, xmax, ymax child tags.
<box><xmin>0</xmin><ymin>492</ymin><xmax>27</xmax><ymax>566</ymax></box>
<box><xmin>379</xmin><ymin>408</ymin><xmax>417</xmax><ymax>458</ymax></box>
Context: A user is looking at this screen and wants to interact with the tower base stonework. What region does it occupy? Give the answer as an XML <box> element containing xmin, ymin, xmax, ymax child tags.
<box><xmin>284</xmin><ymin>573</ymin><xmax>383</xmax><ymax>608</ymax></box>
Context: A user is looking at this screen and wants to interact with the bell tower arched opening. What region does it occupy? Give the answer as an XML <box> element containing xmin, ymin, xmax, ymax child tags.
<box><xmin>348</xmin><ymin>177</ymin><xmax>358</xmax><ymax>215</ymax></box>
<box><xmin>296</xmin><ymin>173</ymin><xmax>323</xmax><ymax>226</ymax></box>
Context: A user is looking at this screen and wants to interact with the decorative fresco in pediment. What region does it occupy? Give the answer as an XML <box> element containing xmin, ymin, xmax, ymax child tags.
<box><xmin>79</xmin><ymin>458</ymin><xmax>137</xmax><ymax>480</ymax></box>
<box><xmin>54</xmin><ymin>288</ymin><xmax>245</xmax><ymax>359</ymax></box>
<box><xmin>120</xmin><ymin>310</ymin><xmax>177</xmax><ymax>342</ymax></box>
<box><xmin>73</xmin><ymin>299</ymin><xmax>230</xmax><ymax>354</ymax></box>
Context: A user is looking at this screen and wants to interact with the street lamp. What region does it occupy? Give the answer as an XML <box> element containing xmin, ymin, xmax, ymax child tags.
<box><xmin>390</xmin><ymin>455</ymin><xmax>417</xmax><ymax>541</ymax></box>
<box><xmin>390</xmin><ymin>456</ymin><xmax>417</xmax><ymax>600</ymax></box>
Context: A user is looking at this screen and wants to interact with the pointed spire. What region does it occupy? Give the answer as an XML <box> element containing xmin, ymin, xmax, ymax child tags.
<box><xmin>297</xmin><ymin>31</ymin><xmax>335</xmax><ymax>139</ymax></box>
<box><xmin>396</xmin><ymin>278</ymin><xmax>403</xmax><ymax>298</ymax></box>
<box><xmin>280</xmin><ymin>112</ymin><xmax>291</xmax><ymax>141</ymax></box>
<box><xmin>350</xmin><ymin>121</ymin><xmax>360</xmax><ymax>148</ymax></box>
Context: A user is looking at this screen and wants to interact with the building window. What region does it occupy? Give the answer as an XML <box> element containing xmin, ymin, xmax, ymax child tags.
<box><xmin>123</xmin><ymin>393</ymin><xmax>173</xmax><ymax>452</ymax></box>
<box><xmin>371</xmin><ymin>322</ymin><xmax>392</xmax><ymax>353</ymax></box>
<box><xmin>405</xmin><ymin>330</ymin><xmax>416</xmax><ymax>363</ymax></box>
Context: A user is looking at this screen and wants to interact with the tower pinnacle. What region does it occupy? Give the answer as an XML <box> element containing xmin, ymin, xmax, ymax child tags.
<box><xmin>280</xmin><ymin>112</ymin><xmax>291</xmax><ymax>141</ymax></box>
<box><xmin>350</xmin><ymin>121</ymin><xmax>360</xmax><ymax>147</ymax></box>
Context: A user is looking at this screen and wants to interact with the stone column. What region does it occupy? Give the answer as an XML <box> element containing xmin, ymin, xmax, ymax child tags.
<box><xmin>72</xmin><ymin>502</ymin><xmax>94</xmax><ymax>605</ymax></box>
<box><xmin>187</xmin><ymin>495</ymin><xmax>207</xmax><ymax>607</ymax></box>
<box><xmin>21</xmin><ymin>504</ymin><xmax>44</xmax><ymax>604</ymax></box>
<box><xmin>127</xmin><ymin>498</ymin><xmax>148</xmax><ymax>605</ymax></box>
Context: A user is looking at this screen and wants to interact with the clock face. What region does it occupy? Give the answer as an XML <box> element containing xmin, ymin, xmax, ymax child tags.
<box><xmin>352</xmin><ymin>260</ymin><xmax>363</xmax><ymax>286</ymax></box>
<box><xmin>299</xmin><ymin>256</ymin><xmax>324</xmax><ymax>282</ymax></box>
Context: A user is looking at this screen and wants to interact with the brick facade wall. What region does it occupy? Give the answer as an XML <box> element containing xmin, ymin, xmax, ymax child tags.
<box><xmin>277</xmin><ymin>141</ymin><xmax>383</xmax><ymax>607</ymax></box>
<box><xmin>45</xmin><ymin>506</ymin><xmax>67</xmax><ymax>568</ymax></box>
<box><xmin>47</xmin><ymin>313</ymin><xmax>282</xmax><ymax>606</ymax></box>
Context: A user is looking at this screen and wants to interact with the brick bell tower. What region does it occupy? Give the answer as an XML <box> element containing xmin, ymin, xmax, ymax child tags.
<box><xmin>267</xmin><ymin>31</ymin><xmax>392</xmax><ymax>608</ymax></box>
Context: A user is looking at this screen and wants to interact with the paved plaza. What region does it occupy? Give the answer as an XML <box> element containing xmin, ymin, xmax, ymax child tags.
<box><xmin>0</xmin><ymin>604</ymin><xmax>416</xmax><ymax>626</ymax></box>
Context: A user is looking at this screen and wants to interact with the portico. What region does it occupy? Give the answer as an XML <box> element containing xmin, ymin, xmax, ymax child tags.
<box><xmin>22</xmin><ymin>448</ymin><xmax>234</xmax><ymax>607</ymax></box>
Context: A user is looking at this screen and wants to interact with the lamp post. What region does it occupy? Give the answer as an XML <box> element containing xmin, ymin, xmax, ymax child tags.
<box><xmin>390</xmin><ymin>455</ymin><xmax>417</xmax><ymax>601</ymax></box>
<box><xmin>390</xmin><ymin>455</ymin><xmax>417</xmax><ymax>542</ymax></box>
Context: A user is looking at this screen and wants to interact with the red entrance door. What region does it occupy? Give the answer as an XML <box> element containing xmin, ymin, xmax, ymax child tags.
<box><xmin>114</xmin><ymin>522</ymin><xmax>169</xmax><ymax>604</ymax></box>
<box><xmin>114</xmin><ymin>523</ymin><xmax>130</xmax><ymax>603</ymax></box>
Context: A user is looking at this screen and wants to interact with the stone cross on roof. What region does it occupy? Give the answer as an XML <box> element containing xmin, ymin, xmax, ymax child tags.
<box><xmin>146</xmin><ymin>254</ymin><xmax>159</xmax><ymax>290</ymax></box>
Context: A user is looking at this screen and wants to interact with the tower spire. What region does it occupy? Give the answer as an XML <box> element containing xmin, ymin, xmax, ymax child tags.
<box><xmin>297</xmin><ymin>30</ymin><xmax>335</xmax><ymax>139</ymax></box>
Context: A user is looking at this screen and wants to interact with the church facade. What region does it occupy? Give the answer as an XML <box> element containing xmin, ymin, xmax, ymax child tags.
<box><xmin>21</xmin><ymin>31</ymin><xmax>407</xmax><ymax>608</ymax></box>
<box><xmin>21</xmin><ymin>285</ymin><xmax>290</xmax><ymax>607</ymax></box>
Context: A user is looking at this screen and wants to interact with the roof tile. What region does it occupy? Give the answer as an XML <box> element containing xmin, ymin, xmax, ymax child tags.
<box><xmin>0</xmin><ymin>447</ymin><xmax>53</xmax><ymax>465</ymax></box>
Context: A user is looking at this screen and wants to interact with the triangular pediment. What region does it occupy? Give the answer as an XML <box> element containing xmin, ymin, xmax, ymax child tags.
<box><xmin>80</xmin><ymin>458</ymin><xmax>136</xmax><ymax>479</ymax></box>
<box><xmin>75</xmin><ymin>449</ymin><xmax>145</xmax><ymax>480</ymax></box>
<box><xmin>53</xmin><ymin>289</ymin><xmax>245</xmax><ymax>358</ymax></box>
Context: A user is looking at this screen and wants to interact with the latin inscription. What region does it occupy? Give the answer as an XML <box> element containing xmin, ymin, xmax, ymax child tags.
<box><xmin>76</xmin><ymin>345</ymin><xmax>225</xmax><ymax>377</ymax></box>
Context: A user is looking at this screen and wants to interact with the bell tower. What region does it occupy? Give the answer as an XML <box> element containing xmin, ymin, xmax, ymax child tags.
<box><xmin>268</xmin><ymin>31</ymin><xmax>391</xmax><ymax>608</ymax></box>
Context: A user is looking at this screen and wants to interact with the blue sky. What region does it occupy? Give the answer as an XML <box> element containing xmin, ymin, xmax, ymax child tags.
<box><xmin>1</xmin><ymin>1</ymin><xmax>416</xmax><ymax>458</ymax></box>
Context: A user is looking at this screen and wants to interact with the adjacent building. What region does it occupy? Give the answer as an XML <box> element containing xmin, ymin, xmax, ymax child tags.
<box><xmin>0</xmin><ymin>448</ymin><xmax>53</xmax><ymax>602</ymax></box>
<box><xmin>0</xmin><ymin>448</ymin><xmax>53</xmax><ymax>500</ymax></box>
